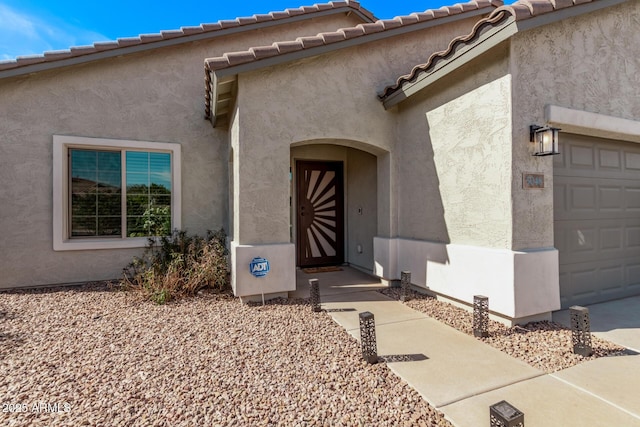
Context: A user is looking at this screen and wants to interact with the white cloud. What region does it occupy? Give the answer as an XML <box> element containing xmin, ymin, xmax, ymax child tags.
<box><xmin>0</xmin><ymin>3</ymin><xmax>109</xmax><ymax>60</ymax></box>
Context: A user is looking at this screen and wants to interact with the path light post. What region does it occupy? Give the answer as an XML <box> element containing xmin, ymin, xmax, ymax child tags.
<box><xmin>570</xmin><ymin>305</ymin><xmax>592</xmax><ymax>356</ymax></box>
<box><xmin>359</xmin><ymin>311</ymin><xmax>378</xmax><ymax>364</ymax></box>
<box><xmin>309</xmin><ymin>279</ymin><xmax>321</xmax><ymax>313</ymax></box>
<box><xmin>473</xmin><ymin>295</ymin><xmax>489</xmax><ymax>338</ymax></box>
<box><xmin>490</xmin><ymin>400</ymin><xmax>524</xmax><ymax>427</ymax></box>
<box><xmin>400</xmin><ymin>271</ymin><xmax>411</xmax><ymax>302</ymax></box>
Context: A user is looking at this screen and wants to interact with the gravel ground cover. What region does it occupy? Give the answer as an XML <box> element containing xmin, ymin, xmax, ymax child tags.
<box><xmin>1</xmin><ymin>283</ymin><xmax>451</xmax><ymax>427</ymax></box>
<box><xmin>380</xmin><ymin>288</ymin><xmax>627</xmax><ymax>373</ymax></box>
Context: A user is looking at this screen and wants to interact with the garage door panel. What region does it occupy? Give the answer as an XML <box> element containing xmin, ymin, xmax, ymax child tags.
<box><xmin>569</xmin><ymin>227</ymin><xmax>596</xmax><ymax>253</ymax></box>
<box><xmin>555</xmin><ymin>218</ymin><xmax>640</xmax><ymax>260</ymax></box>
<box><xmin>560</xmin><ymin>257</ymin><xmax>640</xmax><ymax>305</ymax></box>
<box><xmin>555</xmin><ymin>226</ymin><xmax>640</xmax><ymax>265</ymax></box>
<box><xmin>600</xmin><ymin>227</ymin><xmax>623</xmax><ymax>250</ymax></box>
<box><xmin>568</xmin><ymin>143</ymin><xmax>595</xmax><ymax>169</ymax></box>
<box><xmin>627</xmin><ymin>226</ymin><xmax>640</xmax><ymax>248</ymax></box>
<box><xmin>625</xmin><ymin>152</ymin><xmax>640</xmax><ymax>170</ymax></box>
<box><xmin>600</xmin><ymin>266</ymin><xmax>624</xmax><ymax>291</ymax></box>
<box><xmin>598</xmin><ymin>148</ymin><xmax>622</xmax><ymax>169</ymax></box>
<box><xmin>554</xmin><ymin>182</ymin><xmax>567</xmax><ymax>215</ymax></box>
<box><xmin>571</xmin><ymin>185</ymin><xmax>597</xmax><ymax>211</ymax></box>
<box><xmin>625</xmin><ymin>187</ymin><xmax>640</xmax><ymax>210</ymax></box>
<box><xmin>626</xmin><ymin>263</ymin><xmax>640</xmax><ymax>287</ymax></box>
<box><xmin>555</xmin><ymin>134</ymin><xmax>640</xmax><ymax>307</ymax></box>
<box><xmin>554</xmin><ymin>178</ymin><xmax>640</xmax><ymax>219</ymax></box>
<box><xmin>599</xmin><ymin>186</ymin><xmax>623</xmax><ymax>210</ymax></box>
<box><xmin>554</xmin><ymin>147</ymin><xmax>566</xmax><ymax>168</ymax></box>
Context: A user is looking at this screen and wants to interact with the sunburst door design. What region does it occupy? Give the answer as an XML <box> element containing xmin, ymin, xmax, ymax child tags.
<box><xmin>296</xmin><ymin>161</ymin><xmax>344</xmax><ymax>267</ymax></box>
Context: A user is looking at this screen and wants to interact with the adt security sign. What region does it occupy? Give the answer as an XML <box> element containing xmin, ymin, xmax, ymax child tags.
<box><xmin>250</xmin><ymin>257</ymin><xmax>270</xmax><ymax>278</ymax></box>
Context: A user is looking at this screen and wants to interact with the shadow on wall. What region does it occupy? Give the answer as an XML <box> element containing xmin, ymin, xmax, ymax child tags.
<box><xmin>397</xmin><ymin>44</ymin><xmax>515</xmax><ymax>289</ymax></box>
<box><xmin>394</xmin><ymin>118</ymin><xmax>451</xmax><ymax>283</ymax></box>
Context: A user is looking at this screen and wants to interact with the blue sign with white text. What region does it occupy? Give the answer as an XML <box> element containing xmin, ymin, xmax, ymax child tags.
<box><xmin>250</xmin><ymin>257</ymin><xmax>270</xmax><ymax>278</ymax></box>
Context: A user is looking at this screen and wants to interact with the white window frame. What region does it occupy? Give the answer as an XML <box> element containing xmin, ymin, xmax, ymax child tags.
<box><xmin>53</xmin><ymin>135</ymin><xmax>181</xmax><ymax>251</ymax></box>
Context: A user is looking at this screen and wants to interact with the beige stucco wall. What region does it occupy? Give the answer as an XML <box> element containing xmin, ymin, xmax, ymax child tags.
<box><xmin>346</xmin><ymin>148</ymin><xmax>377</xmax><ymax>270</ymax></box>
<box><xmin>395</xmin><ymin>43</ymin><xmax>513</xmax><ymax>248</ymax></box>
<box><xmin>232</xmin><ymin>16</ymin><xmax>486</xmax><ymax>248</ymax></box>
<box><xmin>510</xmin><ymin>0</ymin><xmax>640</xmax><ymax>250</ymax></box>
<box><xmin>0</xmin><ymin>13</ymin><xmax>365</xmax><ymax>288</ymax></box>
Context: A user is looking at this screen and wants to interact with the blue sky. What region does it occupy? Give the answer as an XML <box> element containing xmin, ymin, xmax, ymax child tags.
<box><xmin>0</xmin><ymin>0</ymin><xmax>470</xmax><ymax>60</ymax></box>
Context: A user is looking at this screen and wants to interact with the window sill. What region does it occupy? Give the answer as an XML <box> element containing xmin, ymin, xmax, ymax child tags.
<box><xmin>53</xmin><ymin>237</ymin><xmax>152</xmax><ymax>251</ymax></box>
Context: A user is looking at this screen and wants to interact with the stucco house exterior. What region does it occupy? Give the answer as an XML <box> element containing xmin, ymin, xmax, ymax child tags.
<box><xmin>1</xmin><ymin>0</ymin><xmax>638</xmax><ymax>324</ymax></box>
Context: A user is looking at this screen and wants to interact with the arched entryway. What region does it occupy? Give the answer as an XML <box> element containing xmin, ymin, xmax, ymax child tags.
<box><xmin>291</xmin><ymin>140</ymin><xmax>384</xmax><ymax>274</ymax></box>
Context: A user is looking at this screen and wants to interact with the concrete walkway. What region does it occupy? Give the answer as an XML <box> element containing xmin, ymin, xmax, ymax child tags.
<box><xmin>292</xmin><ymin>267</ymin><xmax>640</xmax><ymax>426</ymax></box>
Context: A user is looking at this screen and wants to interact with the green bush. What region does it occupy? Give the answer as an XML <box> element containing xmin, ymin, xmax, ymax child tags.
<box><xmin>123</xmin><ymin>229</ymin><xmax>229</xmax><ymax>304</ymax></box>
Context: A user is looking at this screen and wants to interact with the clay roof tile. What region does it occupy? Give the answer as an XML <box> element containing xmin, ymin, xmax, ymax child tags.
<box><xmin>180</xmin><ymin>26</ymin><xmax>205</xmax><ymax>35</ymax></box>
<box><xmin>286</xmin><ymin>8</ymin><xmax>306</xmax><ymax>16</ymax></box>
<box><xmin>117</xmin><ymin>37</ymin><xmax>142</xmax><ymax>47</ymax></box>
<box><xmin>207</xmin><ymin>57</ymin><xmax>232</xmax><ymax>71</ymax></box>
<box><xmin>269</xmin><ymin>11</ymin><xmax>290</xmax><ymax>20</ymax></box>
<box><xmin>339</xmin><ymin>26</ymin><xmax>366</xmax><ymax>38</ymax></box>
<box><xmin>93</xmin><ymin>41</ymin><xmax>119</xmax><ymax>51</ymax></box>
<box><xmin>250</xmin><ymin>45</ymin><xmax>281</xmax><ymax>59</ymax></box>
<box><xmin>200</xmin><ymin>23</ymin><xmax>223</xmax><ymax>31</ymax></box>
<box><xmin>254</xmin><ymin>14</ymin><xmax>273</xmax><ymax>22</ymax></box>
<box><xmin>225</xmin><ymin>51</ymin><xmax>257</xmax><ymax>66</ymax></box>
<box><xmin>70</xmin><ymin>45</ymin><xmax>98</xmax><ymax>55</ymax></box>
<box><xmin>43</xmin><ymin>50</ymin><xmax>74</xmax><ymax>60</ymax></box>
<box><xmin>160</xmin><ymin>30</ymin><xmax>184</xmax><ymax>39</ymax></box>
<box><xmin>139</xmin><ymin>34</ymin><xmax>164</xmax><ymax>43</ymax></box>
<box><xmin>2</xmin><ymin>1</ymin><xmax>377</xmax><ymax>76</ymax></box>
<box><xmin>219</xmin><ymin>20</ymin><xmax>241</xmax><ymax>28</ymax></box>
<box><xmin>521</xmin><ymin>0</ymin><xmax>555</xmax><ymax>15</ymax></box>
<box><xmin>0</xmin><ymin>60</ymin><xmax>17</xmax><ymax>70</ymax></box>
<box><xmin>237</xmin><ymin>16</ymin><xmax>258</xmax><ymax>25</ymax></box>
<box><xmin>296</xmin><ymin>36</ymin><xmax>326</xmax><ymax>48</ymax></box>
<box><xmin>15</xmin><ymin>55</ymin><xmax>46</xmax><ymax>66</ymax></box>
<box><xmin>319</xmin><ymin>31</ymin><xmax>347</xmax><ymax>44</ymax></box>
<box><xmin>275</xmin><ymin>40</ymin><xmax>305</xmax><ymax>54</ymax></box>
<box><xmin>358</xmin><ymin>22</ymin><xmax>385</xmax><ymax>34</ymax></box>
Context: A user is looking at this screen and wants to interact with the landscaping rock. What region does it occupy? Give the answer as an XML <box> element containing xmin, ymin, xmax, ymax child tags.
<box><xmin>0</xmin><ymin>283</ymin><xmax>451</xmax><ymax>427</ymax></box>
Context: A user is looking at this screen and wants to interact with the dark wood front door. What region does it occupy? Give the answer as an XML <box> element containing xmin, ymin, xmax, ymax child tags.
<box><xmin>296</xmin><ymin>160</ymin><xmax>344</xmax><ymax>267</ymax></box>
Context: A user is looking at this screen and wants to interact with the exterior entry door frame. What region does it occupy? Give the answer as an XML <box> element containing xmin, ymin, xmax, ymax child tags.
<box><xmin>295</xmin><ymin>160</ymin><xmax>344</xmax><ymax>267</ymax></box>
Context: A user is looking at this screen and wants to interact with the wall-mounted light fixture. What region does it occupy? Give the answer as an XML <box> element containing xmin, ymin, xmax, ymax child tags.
<box><xmin>530</xmin><ymin>125</ymin><xmax>561</xmax><ymax>156</ymax></box>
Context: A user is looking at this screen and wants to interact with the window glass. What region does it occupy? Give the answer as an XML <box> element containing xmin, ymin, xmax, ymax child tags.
<box><xmin>70</xmin><ymin>150</ymin><xmax>121</xmax><ymax>237</ymax></box>
<box><xmin>69</xmin><ymin>149</ymin><xmax>171</xmax><ymax>238</ymax></box>
<box><xmin>126</xmin><ymin>151</ymin><xmax>172</xmax><ymax>237</ymax></box>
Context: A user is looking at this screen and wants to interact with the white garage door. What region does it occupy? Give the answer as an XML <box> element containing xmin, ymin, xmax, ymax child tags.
<box><xmin>554</xmin><ymin>133</ymin><xmax>640</xmax><ymax>308</ymax></box>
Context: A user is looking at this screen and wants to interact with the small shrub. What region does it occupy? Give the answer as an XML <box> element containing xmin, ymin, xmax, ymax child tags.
<box><xmin>123</xmin><ymin>228</ymin><xmax>229</xmax><ymax>303</ymax></box>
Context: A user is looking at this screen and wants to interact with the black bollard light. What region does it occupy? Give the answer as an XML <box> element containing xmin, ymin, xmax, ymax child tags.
<box><xmin>490</xmin><ymin>400</ymin><xmax>524</xmax><ymax>427</ymax></box>
<box><xmin>359</xmin><ymin>311</ymin><xmax>378</xmax><ymax>364</ymax></box>
<box><xmin>473</xmin><ymin>295</ymin><xmax>489</xmax><ymax>338</ymax></box>
<box><xmin>309</xmin><ymin>278</ymin><xmax>321</xmax><ymax>313</ymax></box>
<box><xmin>400</xmin><ymin>271</ymin><xmax>411</xmax><ymax>302</ymax></box>
<box><xmin>570</xmin><ymin>305</ymin><xmax>592</xmax><ymax>356</ymax></box>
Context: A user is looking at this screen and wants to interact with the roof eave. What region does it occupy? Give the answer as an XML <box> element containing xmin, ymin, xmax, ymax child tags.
<box><xmin>0</xmin><ymin>5</ymin><xmax>375</xmax><ymax>81</ymax></box>
<box><xmin>381</xmin><ymin>17</ymin><xmax>517</xmax><ymax>110</ymax></box>
<box><xmin>207</xmin><ymin>5</ymin><xmax>498</xmax><ymax>127</ymax></box>
<box><xmin>380</xmin><ymin>0</ymin><xmax>631</xmax><ymax>109</ymax></box>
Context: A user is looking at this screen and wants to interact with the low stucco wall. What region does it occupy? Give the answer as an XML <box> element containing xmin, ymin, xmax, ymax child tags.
<box><xmin>374</xmin><ymin>237</ymin><xmax>560</xmax><ymax>320</ymax></box>
<box><xmin>231</xmin><ymin>242</ymin><xmax>296</xmax><ymax>297</ymax></box>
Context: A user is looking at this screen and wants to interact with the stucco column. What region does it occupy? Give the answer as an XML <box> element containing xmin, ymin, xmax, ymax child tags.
<box><xmin>229</xmin><ymin>107</ymin><xmax>295</xmax><ymax>298</ymax></box>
